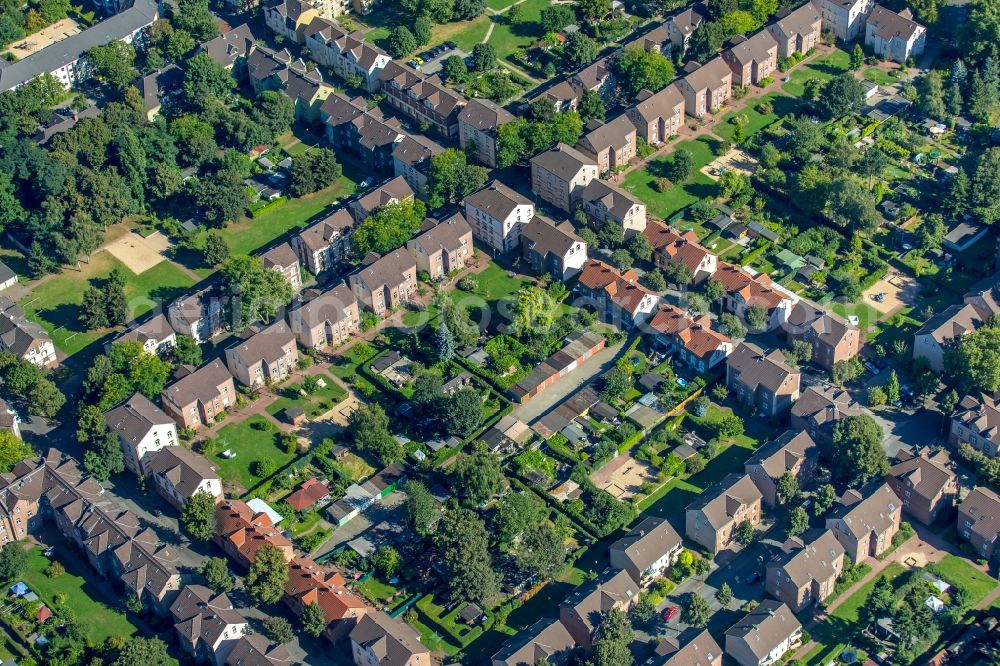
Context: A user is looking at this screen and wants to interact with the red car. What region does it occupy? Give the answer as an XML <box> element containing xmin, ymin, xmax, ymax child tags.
<box><xmin>662</xmin><ymin>606</ymin><xmax>679</xmax><ymax>621</ymax></box>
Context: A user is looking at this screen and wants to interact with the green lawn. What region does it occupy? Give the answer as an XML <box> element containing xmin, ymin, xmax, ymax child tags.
<box><xmin>18</xmin><ymin>253</ymin><xmax>195</xmax><ymax>357</ymax></box>
<box><xmin>329</xmin><ymin>343</ymin><xmax>381</xmax><ymax>394</ymax></box>
<box><xmin>439</xmin><ymin>260</ymin><xmax>532</xmax><ymax>332</ymax></box>
<box><xmin>489</xmin><ymin>0</ymin><xmax>549</xmax><ymax>64</ymax></box>
<box><xmin>266</xmin><ymin>373</ymin><xmax>348</xmax><ymax>420</ymax></box>
<box><xmin>864</xmin><ymin>67</ymin><xmax>900</xmax><ymax>85</ymax></box>
<box><xmin>486</xmin><ymin>0</ymin><xmax>514</xmax><ymax>8</ymax></box>
<box><xmin>622</xmin><ymin>137</ymin><xmax>720</xmax><ymax>220</ymax></box>
<box><xmin>19</xmin><ymin>546</ymin><xmax>138</xmax><ymax>644</ymax></box>
<box><xmin>829</xmin><ymin>300</ymin><xmax>883</xmax><ymax>331</ymax></box>
<box><xmin>931</xmin><ymin>555</ymin><xmax>998</xmax><ymax>605</ymax></box>
<box><xmin>782</xmin><ymin>49</ymin><xmax>851</xmax><ymax>97</ymax></box>
<box><xmin>713</xmin><ymin>93</ymin><xmax>800</xmax><ymax>142</ymax></box>
<box><xmin>805</xmin><ymin>563</ymin><xmax>907</xmax><ymax>665</ymax></box>
<box><xmin>363</xmin><ymin>6</ymin><xmax>491</xmax><ymax>52</ymax></box>
<box><xmin>212</xmin><ymin>415</ymin><xmax>297</xmax><ymax>492</ymax></box>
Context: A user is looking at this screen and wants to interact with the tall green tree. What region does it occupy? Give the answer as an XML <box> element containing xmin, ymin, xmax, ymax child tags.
<box><xmin>450</xmin><ymin>442</ymin><xmax>501</xmax><ymax>505</ymax></box>
<box><xmin>435</xmin><ymin>507</ymin><xmax>500</xmax><ymax>604</ymax></box>
<box><xmin>246</xmin><ymin>543</ymin><xmax>290</xmax><ymax>603</ymax></box>
<box><xmin>614</xmin><ymin>46</ymin><xmax>675</xmax><ymax>98</ymax></box>
<box><xmin>181</xmin><ymin>491</ymin><xmax>217</xmax><ymax>540</ymax></box>
<box><xmin>427</xmin><ymin>149</ymin><xmax>488</xmax><ymax>208</ymax></box>
<box><xmin>220</xmin><ymin>255</ymin><xmax>293</xmax><ymax>330</ymax></box>
<box><xmin>831</xmin><ymin>414</ymin><xmax>888</xmax><ymax>487</ymax></box>
<box><xmin>402</xmin><ymin>480</ymin><xmax>438</xmax><ymax>537</ymax></box>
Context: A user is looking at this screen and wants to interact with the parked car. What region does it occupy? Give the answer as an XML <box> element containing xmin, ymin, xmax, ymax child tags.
<box><xmin>407</xmin><ymin>59</ymin><xmax>420</xmax><ymax>69</ymax></box>
<box><xmin>663</xmin><ymin>606</ymin><xmax>679</xmax><ymax>621</ymax></box>
<box><xmin>445</xmin><ymin>40</ymin><xmax>457</xmax><ymax>48</ymax></box>
<box><xmin>863</xmin><ymin>360</ymin><xmax>881</xmax><ymax>375</ymax></box>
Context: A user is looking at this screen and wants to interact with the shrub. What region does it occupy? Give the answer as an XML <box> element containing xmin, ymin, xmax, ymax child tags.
<box><xmin>458</xmin><ymin>276</ymin><xmax>477</xmax><ymax>291</ymax></box>
<box><xmin>254</xmin><ymin>459</ymin><xmax>277</xmax><ymax>478</ymax></box>
<box><xmin>654</xmin><ymin>177</ymin><xmax>672</xmax><ymax>192</ymax></box>
<box><xmin>45</xmin><ymin>561</ymin><xmax>65</xmax><ymax>578</ymax></box>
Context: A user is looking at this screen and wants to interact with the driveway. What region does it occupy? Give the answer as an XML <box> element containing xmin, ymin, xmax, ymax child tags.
<box><xmin>512</xmin><ymin>337</ymin><xmax>626</xmax><ymax>425</ymax></box>
<box><xmin>869</xmin><ymin>406</ymin><xmax>946</xmax><ymax>457</ymax></box>
<box><xmin>312</xmin><ymin>491</ymin><xmax>406</xmax><ymax>560</ymax></box>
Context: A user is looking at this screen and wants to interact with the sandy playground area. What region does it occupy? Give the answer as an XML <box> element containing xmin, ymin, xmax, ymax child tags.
<box><xmin>2</xmin><ymin>18</ymin><xmax>81</xmax><ymax>58</ymax></box>
<box><xmin>105</xmin><ymin>231</ymin><xmax>171</xmax><ymax>274</ymax></box>
<box><xmin>590</xmin><ymin>453</ymin><xmax>658</xmax><ymax>500</ymax></box>
<box><xmin>863</xmin><ymin>271</ymin><xmax>920</xmax><ymax>319</ymax></box>
<box><xmin>702</xmin><ymin>148</ymin><xmax>759</xmax><ymax>181</ymax></box>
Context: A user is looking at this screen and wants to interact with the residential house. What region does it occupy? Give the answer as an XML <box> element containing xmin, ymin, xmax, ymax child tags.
<box><xmin>666</xmin><ymin>6</ymin><xmax>706</xmax><ymax>54</ymax></box>
<box><xmin>406</xmin><ymin>213</ymin><xmax>474</xmax><ymax>280</ymax></box>
<box><xmin>530</xmin><ymin>143</ymin><xmax>599</xmax><ymax>212</ymax></box>
<box><xmin>349</xmin><ymin>610</ymin><xmax>432</xmax><ymax>666</ymax></box>
<box><xmin>105</xmin><ymin>393</ymin><xmax>177</xmax><ymax>477</ymax></box>
<box><xmin>722</xmin><ymin>30</ymin><xmax>779</xmax><ymax>87</ymax></box>
<box><xmin>647</xmin><ymin>304</ymin><xmax>734</xmax><ymax>372</ymax></box>
<box><xmin>198</xmin><ymin>23</ymin><xmax>256</xmax><ymax>73</ymax></box>
<box><xmin>246</xmin><ymin>47</ymin><xmax>333</xmax><ymax>122</ymax></box>
<box><xmin>627</xmin><ymin>24</ymin><xmax>672</xmax><ymax>54</ymax></box>
<box><xmin>725</xmin><ymin>342</ymin><xmax>801</xmax><ymax>417</ymax></box>
<box><xmin>0</xmin><ymin>297</ymin><xmax>57</xmax><ymax>368</ymax></box>
<box><xmin>643</xmin><ymin>221</ymin><xmax>718</xmax><ymax>284</ymax></box>
<box><xmin>676</xmin><ymin>56</ymin><xmax>733</xmax><ymax>117</ymax></box>
<box><xmin>458</xmin><ymin>98</ymin><xmax>515</xmax><ymax>168</ymax></box>
<box><xmin>349</xmin><ymin>250</ymin><xmax>417</xmax><ymax>316</ymax></box>
<box><xmin>818</xmin><ymin>0</ymin><xmax>875</xmax><ymax>41</ymax></box>
<box><xmin>790</xmin><ymin>385</ymin><xmax>862</xmax><ymax>447</ymax></box>
<box><xmin>263</xmin><ymin>0</ymin><xmax>319</xmax><ymax>43</ymax></box>
<box><xmin>576</xmin><ymin>259</ymin><xmax>658</xmax><ymax>329</ymax></box>
<box><xmin>491</xmin><ymin>617</ymin><xmax>576</xmax><ymax>666</ymax></box>
<box><xmin>533</xmin><ymin>80</ymin><xmax>581</xmax><ymax>112</ymax></box>
<box><xmin>765</xmin><ymin>530</ymin><xmax>845</xmax><ymax>612</ymax></box>
<box><xmin>0</xmin><ymin>398</ymin><xmax>20</xmax><ymax>441</ymax></box>
<box><xmin>292</xmin><ymin>208</ymin><xmax>356</xmax><ymax>275</ymax></box>
<box><xmin>580</xmin><ymin>179</ymin><xmax>647</xmax><ymax>236</ymax></box>
<box><xmin>887</xmin><ymin>449</ymin><xmax>958</xmax><ymax>526</ymax></box>
<box><xmin>713</xmin><ymin>262</ymin><xmax>795</xmax><ymax>329</ymax></box>
<box><xmin>725</xmin><ymin>600</ymin><xmax>803</xmax><ymax>666</ymax></box>
<box><xmin>577</xmin><ymin>115</ymin><xmax>638</xmax><ymax>174</ymax></box>
<box><xmin>288</xmin><ymin>282</ymin><xmax>359</xmax><ymax>348</ymax></box>
<box><xmin>825</xmin><ymin>484</ymin><xmax>902</xmax><ymax>562</ymax></box>
<box><xmin>392</xmin><ymin>133</ymin><xmax>444</xmax><ymax>197</ymax></box>
<box><xmin>609</xmin><ymin>516</ymin><xmax>683</xmax><ymax>586</ymax></box>
<box><xmin>570</xmin><ymin>57</ymin><xmax>615</xmax><ymax>98</ymax></box>
<box><xmin>768</xmin><ymin>2</ymin><xmax>823</xmax><ymax>58</ymax></box>
<box><xmin>161</xmin><ymin>360</ymin><xmax>236</xmax><ymax>429</ymax></box>
<box><xmin>285</xmin><ymin>479</ymin><xmax>331</xmax><ymax>511</ymax></box>
<box><xmin>168</xmin><ymin>285</ymin><xmax>225</xmax><ymax>343</ymax></box>
<box><xmin>225</xmin><ymin>322</ymin><xmax>298</xmax><ymax>389</ymax></box>
<box><xmin>349</xmin><ymin>176</ymin><xmax>415</xmax><ymax>223</ymax></box>
<box><xmin>170</xmin><ymin>585</ymin><xmax>248</xmax><ymax>666</ymax></box>
<box><xmin>303</xmin><ymin>18</ymin><xmax>391</xmax><ymax>92</ymax></box>
<box><xmin>260</xmin><ymin>242</ymin><xmax>302</xmax><ymax>291</ymax></box>
<box><xmin>957</xmin><ymin>486</ymin><xmax>1000</xmax><ymax>566</ymax></box>
<box><xmin>520</xmin><ymin>216</ymin><xmax>589</xmax><ymax>281</ymax></box>
<box><xmin>865</xmin><ymin>4</ymin><xmax>926</xmax><ymax>62</ymax></box>
<box><xmin>321</xmin><ymin>94</ymin><xmax>404</xmax><ymax>174</ymax></box>
<box><xmin>136</xmin><ymin>64</ymin><xmax>182</xmax><ymax>120</ymax></box>
<box><xmin>0</xmin><ymin>458</ymin><xmax>43</xmax><ymax>544</ymax></box>
<box><xmin>686</xmin><ymin>473</ymin><xmax>763</xmax><ymax>554</ymax></box>
<box><xmin>285</xmin><ymin>558</ymin><xmax>367</xmax><ymax>642</ymax></box>
<box><xmin>626</xmin><ymin>83</ymin><xmax>686</xmax><ymax>145</ymax></box>
<box><xmin>378</xmin><ymin>61</ymin><xmax>466</xmax><ymax>139</ymax></box>
<box><xmin>111</xmin><ymin>313</ymin><xmax>176</xmax><ymax>356</ymax></box>
<box><xmin>745</xmin><ymin>430</ymin><xmax>819</xmax><ymax>508</ymax></box>
<box><xmin>914</xmin><ymin>276</ymin><xmax>1000</xmax><ymax>371</ymax></box>
<box><xmin>214</xmin><ymin>500</ymin><xmax>294</xmax><ymax>571</ymax></box>
<box><xmin>225</xmin><ymin>634</ymin><xmax>292</xmax><ymax>666</ymax></box>
<box><xmin>653</xmin><ymin>630</ymin><xmax>723</xmax><ymax>666</ymax></box>
<box><xmin>784</xmin><ymin>301</ymin><xmax>861</xmax><ymax>370</ymax></box>
<box><xmin>559</xmin><ymin>568</ymin><xmax>638</xmax><ymax>646</ymax></box>
<box><xmin>147</xmin><ymin>446</ymin><xmax>223</xmax><ymax>510</ymax></box>
<box><xmin>464</xmin><ymin>180</ymin><xmax>535</xmax><ymax>254</ymax></box>
<box><xmin>950</xmin><ymin>393</ymin><xmax>1000</xmax><ymax>457</ymax></box>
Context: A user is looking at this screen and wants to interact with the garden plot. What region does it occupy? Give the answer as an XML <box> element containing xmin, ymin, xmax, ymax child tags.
<box><xmin>701</xmin><ymin>148</ymin><xmax>759</xmax><ymax>181</ymax></box>
<box><xmin>589</xmin><ymin>453</ymin><xmax>658</xmax><ymax>500</ymax></box>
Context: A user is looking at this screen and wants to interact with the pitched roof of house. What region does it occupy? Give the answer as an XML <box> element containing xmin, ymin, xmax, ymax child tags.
<box><xmin>827</xmin><ymin>483</ymin><xmax>901</xmax><ymax>540</ymax></box>
<box><xmin>573</xmin><ymin>56</ymin><xmax>613</xmax><ymax>90</ymax></box>
<box><xmin>669</xmin><ymin>6</ymin><xmax>706</xmax><ymax>35</ymax></box>
<box><xmin>580</xmin><ymin>114</ymin><xmax>637</xmax><ymax>154</ymax></box>
<box><xmin>458</xmin><ymin>98</ymin><xmax>515</xmax><ymax>132</ymax></box>
<box><xmin>681</xmin><ymin>56</ymin><xmax>732</xmax><ymax>92</ymax></box>
<box><xmin>303</xmin><ymin>17</ymin><xmax>388</xmax><ymax>71</ymax></box>
<box><xmin>745</xmin><ymin>430</ymin><xmax>818</xmax><ymax>480</ymax></box>
<box><xmin>227</xmin><ymin>321</ymin><xmax>295</xmax><ymax>365</ymax></box>
<box><xmin>521</xmin><ymin>216</ymin><xmax>584</xmax><ymax>259</ymax></box>
<box><xmin>713</xmin><ymin>262</ymin><xmax>787</xmax><ymax>311</ymax></box>
<box><xmin>727</xmin><ymin>29</ymin><xmax>779</xmax><ymax>66</ymax></box>
<box><xmin>162</xmin><ymin>360</ymin><xmax>233</xmax><ymax>408</ymax></box>
<box><xmin>291</xmin><ymin>282</ymin><xmax>356</xmax><ymax>327</ymax></box>
<box><xmin>791</xmin><ymin>385</ymin><xmax>862</xmax><ymax>430</ymax></box>
<box><xmin>136</xmin><ymin>64</ymin><xmax>182</xmax><ymax>112</ymax></box>
<box><xmin>353</xmin><ymin>176</ymin><xmax>415</xmax><ymax>217</ymax></box>
<box><xmin>215</xmin><ymin>500</ymin><xmax>292</xmax><ymax>564</ymax></box>
<box><xmin>629</xmin><ymin>83</ymin><xmax>685</xmax><ymax>123</ymax></box>
<box><xmin>492</xmin><ymin>617</ymin><xmax>576</xmax><ymax>666</ymax></box>
<box><xmin>410</xmin><ymin>213</ymin><xmax>472</xmax><ymax>254</ymax></box>
<box><xmin>687</xmin><ymin>473</ymin><xmax>763</xmax><ymax>530</ymax></box>
<box><xmin>391</xmin><ymin>132</ymin><xmax>443</xmax><ymax>168</ymax></box>
<box><xmin>769</xmin><ymin>529</ymin><xmax>844</xmax><ymax>588</ymax></box>
<box><xmin>465</xmin><ymin>180</ymin><xmax>532</xmax><ymax>219</ymax></box>
<box><xmin>199</xmin><ymin>23</ymin><xmax>256</xmax><ymax>68</ymax></box>
<box><xmin>0</xmin><ymin>297</ymin><xmax>52</xmax><ymax>357</ymax></box>
<box><xmin>225</xmin><ymin>633</ymin><xmax>292</xmax><ymax>666</ymax></box>
<box><xmin>560</xmin><ymin>568</ymin><xmax>638</xmax><ymax>635</ymax></box>
<box><xmin>296</xmin><ymin>208</ymin><xmax>355</xmax><ymax>252</ymax></box>
<box><xmin>285</xmin><ymin>478</ymin><xmax>331</xmax><ymax>511</ymax></box>
<box><xmin>170</xmin><ymin>585</ymin><xmax>246</xmax><ymax>648</ymax></box>
<box><xmin>959</xmin><ymin>486</ymin><xmax>1000</xmax><ymax>544</ymax></box>
<box><xmin>889</xmin><ymin>449</ymin><xmax>956</xmax><ymax>505</ymax></box>
<box><xmin>578</xmin><ymin>259</ymin><xmax>655</xmax><ymax>316</ymax></box>
<box><xmin>953</xmin><ymin>393</ymin><xmax>1000</xmax><ymax>448</ymax></box>
<box><xmin>915</xmin><ymin>302</ymin><xmax>986</xmax><ymax>344</ymax></box>
<box><xmin>285</xmin><ymin>557</ymin><xmax>366</xmax><ymax>623</ymax></box>
<box><xmin>581</xmin><ymin>179</ymin><xmax>645</xmax><ymax>220</ymax></box>
<box><xmin>725</xmin><ymin>600</ymin><xmax>801</xmax><ymax>660</ymax></box>
<box><xmin>530</xmin><ymin>142</ymin><xmax>597</xmax><ymax>181</ymax></box>
<box><xmin>649</xmin><ymin>304</ymin><xmax>733</xmax><ymax>359</ymax></box>
<box><xmin>866</xmin><ymin>4</ymin><xmax>923</xmax><ymax>41</ymax></box>
<box><xmin>610</xmin><ymin>515</ymin><xmax>681</xmax><ymax>577</ymax></box>
<box><xmin>770</xmin><ymin>1</ymin><xmax>822</xmax><ymax>39</ymax></box>
<box><xmin>105</xmin><ymin>393</ymin><xmax>173</xmax><ymax>444</ymax></box>
<box><xmin>147</xmin><ymin>446</ymin><xmax>220</xmax><ymax>498</ymax></box>
<box><xmin>727</xmin><ymin>342</ymin><xmax>798</xmax><ymax>395</ymax></box>
<box><xmin>627</xmin><ymin>24</ymin><xmax>672</xmax><ymax>51</ymax></box>
<box><xmin>378</xmin><ymin>61</ymin><xmax>465</xmax><ymax>119</ymax></box>
<box><xmin>352</xmin><ymin>250</ymin><xmax>416</xmax><ymax>291</ymax></box>
<box><xmin>114</xmin><ymin>313</ymin><xmax>174</xmax><ymax>347</ymax></box>
<box><xmin>349</xmin><ymin>610</ymin><xmax>428</xmax><ymax>665</ymax></box>
<box><xmin>643</xmin><ymin>221</ymin><xmax>715</xmax><ymax>273</ymax></box>
<box><xmin>786</xmin><ymin>301</ymin><xmax>856</xmax><ymax>349</ymax></box>
<box><xmin>657</xmin><ymin>629</ymin><xmax>723</xmax><ymax>666</ymax></box>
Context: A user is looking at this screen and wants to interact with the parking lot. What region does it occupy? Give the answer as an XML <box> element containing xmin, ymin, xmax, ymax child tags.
<box><xmin>407</xmin><ymin>42</ymin><xmax>468</xmax><ymax>75</ymax></box>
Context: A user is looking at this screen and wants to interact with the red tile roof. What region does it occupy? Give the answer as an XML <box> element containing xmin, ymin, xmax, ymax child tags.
<box><xmin>643</xmin><ymin>221</ymin><xmax>714</xmax><ymax>273</ymax></box>
<box><xmin>578</xmin><ymin>259</ymin><xmax>654</xmax><ymax>316</ymax></box>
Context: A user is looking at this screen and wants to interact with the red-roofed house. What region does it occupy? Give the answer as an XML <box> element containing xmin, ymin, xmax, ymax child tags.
<box><xmin>643</xmin><ymin>221</ymin><xmax>718</xmax><ymax>284</ymax></box>
<box><xmin>214</xmin><ymin>500</ymin><xmax>294</xmax><ymax>571</ymax></box>
<box><xmin>285</xmin><ymin>478</ymin><xmax>331</xmax><ymax>512</ymax></box>
<box><xmin>284</xmin><ymin>558</ymin><xmax>368</xmax><ymax>642</ymax></box>
<box><xmin>576</xmin><ymin>259</ymin><xmax>658</xmax><ymax>330</ymax></box>
<box><xmin>648</xmin><ymin>304</ymin><xmax>734</xmax><ymax>372</ymax></box>
<box><xmin>713</xmin><ymin>262</ymin><xmax>794</xmax><ymax>330</ymax></box>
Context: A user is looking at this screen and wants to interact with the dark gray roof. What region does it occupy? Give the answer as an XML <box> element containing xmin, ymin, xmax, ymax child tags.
<box><xmin>105</xmin><ymin>393</ymin><xmax>173</xmax><ymax>443</ymax></box>
<box><xmin>0</xmin><ymin>0</ymin><xmax>160</xmax><ymax>92</ymax></box>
